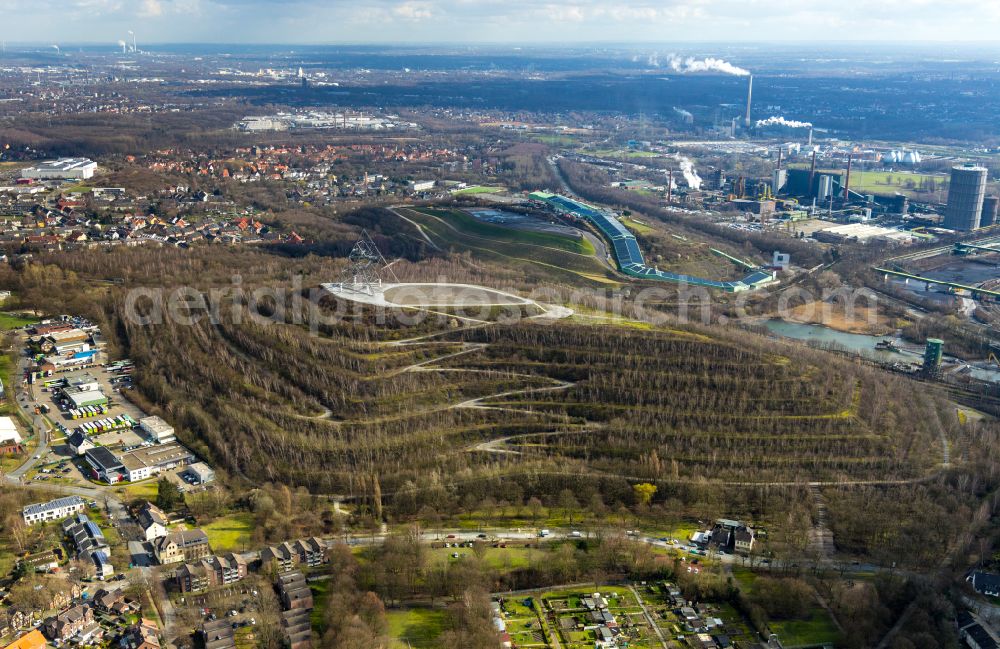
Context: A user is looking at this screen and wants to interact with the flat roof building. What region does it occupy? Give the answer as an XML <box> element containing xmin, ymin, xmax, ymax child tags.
<box><xmin>186</xmin><ymin>462</ymin><xmax>215</xmax><ymax>484</ymax></box>
<box><xmin>21</xmin><ymin>158</ymin><xmax>97</xmax><ymax>180</ymax></box>
<box><xmin>139</xmin><ymin>416</ymin><xmax>175</xmax><ymax>444</ymax></box>
<box><xmin>85</xmin><ymin>446</ymin><xmax>125</xmax><ymax>483</ymax></box>
<box><xmin>65</xmin><ymin>386</ymin><xmax>108</xmax><ymax>409</ymax></box>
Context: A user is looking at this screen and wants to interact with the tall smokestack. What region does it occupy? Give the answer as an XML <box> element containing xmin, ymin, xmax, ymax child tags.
<box><xmin>843</xmin><ymin>153</ymin><xmax>853</xmax><ymax>200</ymax></box>
<box><xmin>808</xmin><ymin>127</ymin><xmax>814</xmax><ymax>147</ymax></box>
<box><xmin>809</xmin><ymin>151</ymin><xmax>817</xmax><ymax>195</ymax></box>
<box><xmin>744</xmin><ymin>75</ymin><xmax>753</xmax><ymax>128</ymax></box>
<box><xmin>666</xmin><ymin>170</ymin><xmax>673</xmax><ymax>203</ymax></box>
<box><xmin>776</xmin><ymin>148</ymin><xmax>782</xmax><ymax>171</ymax></box>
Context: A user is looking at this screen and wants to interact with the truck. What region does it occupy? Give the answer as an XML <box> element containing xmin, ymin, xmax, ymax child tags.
<box><xmin>538</xmin><ymin>529</ymin><xmax>550</xmax><ymax>538</ymax></box>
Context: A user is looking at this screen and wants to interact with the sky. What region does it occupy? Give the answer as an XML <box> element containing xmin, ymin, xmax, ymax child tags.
<box><xmin>5</xmin><ymin>0</ymin><xmax>1000</xmax><ymax>44</ymax></box>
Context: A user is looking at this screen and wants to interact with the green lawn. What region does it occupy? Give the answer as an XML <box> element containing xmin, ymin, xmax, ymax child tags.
<box><xmin>200</xmin><ymin>512</ymin><xmax>254</xmax><ymax>552</ymax></box>
<box><xmin>427</xmin><ymin>545</ymin><xmax>536</xmax><ymax>571</ymax></box>
<box><xmin>0</xmin><ymin>312</ymin><xmax>37</xmax><ymax>331</ymax></box>
<box><xmin>621</xmin><ymin>217</ymin><xmax>655</xmax><ymax>235</ymax></box>
<box><xmin>310</xmin><ymin>580</ymin><xmax>330</xmax><ymax>633</ymax></box>
<box><xmin>386</xmin><ymin>608</ymin><xmax>448</xmax><ymax>649</ymax></box>
<box><xmin>453</xmin><ymin>185</ymin><xmax>505</xmax><ymax>195</ymax></box>
<box><xmin>422</xmin><ymin>208</ymin><xmax>596</xmax><ymax>256</ymax></box>
<box><xmin>731</xmin><ymin>567</ymin><xmax>842</xmax><ymax>647</ymax></box>
<box><xmin>588</xmin><ymin>148</ymin><xmax>659</xmax><ymax>159</ymax></box>
<box><xmin>400</xmin><ymin>207</ymin><xmax>613</xmax><ymax>286</ymax></box>
<box><xmin>769</xmin><ymin>609</ymin><xmax>843</xmax><ymax>647</ymax></box>
<box><xmin>122</xmin><ymin>480</ymin><xmax>160</xmax><ymax>501</ymax></box>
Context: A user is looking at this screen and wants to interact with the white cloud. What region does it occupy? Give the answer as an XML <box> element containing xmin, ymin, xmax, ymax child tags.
<box><xmin>393</xmin><ymin>1</ymin><xmax>434</xmax><ymax>20</ymax></box>
<box><xmin>140</xmin><ymin>0</ymin><xmax>163</xmax><ymax>16</ymax></box>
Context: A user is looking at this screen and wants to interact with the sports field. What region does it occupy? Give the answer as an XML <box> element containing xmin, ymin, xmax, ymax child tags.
<box><xmin>452</xmin><ymin>185</ymin><xmax>505</xmax><ymax>195</ymax></box>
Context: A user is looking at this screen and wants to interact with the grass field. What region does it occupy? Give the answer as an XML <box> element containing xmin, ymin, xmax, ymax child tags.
<box><xmin>731</xmin><ymin>568</ymin><xmax>842</xmax><ymax>647</ymax></box>
<box><xmin>310</xmin><ymin>579</ymin><xmax>330</xmax><ymax>634</ymax></box>
<box><xmin>122</xmin><ymin>479</ymin><xmax>159</xmax><ymax>501</ymax></box>
<box><xmin>452</xmin><ymin>185</ymin><xmax>505</xmax><ymax>195</ymax></box>
<box><xmin>587</xmin><ymin>148</ymin><xmax>660</xmax><ymax>159</ymax></box>
<box><xmin>0</xmin><ymin>312</ymin><xmax>36</xmax><ymax>331</ymax></box>
<box><xmin>399</xmin><ymin>207</ymin><xmax>614</xmax><ymax>286</ymax></box>
<box><xmin>200</xmin><ymin>512</ymin><xmax>254</xmax><ymax>552</ymax></box>
<box><xmin>427</xmin><ymin>545</ymin><xmax>536</xmax><ymax>571</ymax></box>
<box><xmin>620</xmin><ymin>216</ymin><xmax>655</xmax><ymax>235</ymax></box>
<box><xmin>848</xmin><ymin>170</ymin><xmax>947</xmax><ymax>197</ymax></box>
<box><xmin>386</xmin><ymin>608</ymin><xmax>448</xmax><ymax>649</ymax></box>
<box><xmin>769</xmin><ymin>610</ymin><xmax>843</xmax><ymax>647</ymax></box>
<box><xmin>426</xmin><ymin>208</ymin><xmax>595</xmax><ymax>256</ymax></box>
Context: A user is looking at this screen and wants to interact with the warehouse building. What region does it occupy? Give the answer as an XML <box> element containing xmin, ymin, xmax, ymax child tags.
<box><xmin>120</xmin><ymin>443</ymin><xmax>195</xmax><ymax>482</ymax></box>
<box><xmin>84</xmin><ymin>447</ymin><xmax>125</xmax><ymax>483</ymax></box>
<box><xmin>814</xmin><ymin>223</ymin><xmax>918</xmax><ymax>245</ymax></box>
<box><xmin>63</xmin><ymin>383</ymin><xmax>108</xmax><ymax>409</ymax></box>
<box><xmin>185</xmin><ymin>462</ymin><xmax>215</xmax><ymax>485</ymax></box>
<box><xmin>139</xmin><ymin>416</ymin><xmax>176</xmax><ymax>444</ymax></box>
<box><xmin>21</xmin><ymin>158</ymin><xmax>97</xmax><ymax>180</ymax></box>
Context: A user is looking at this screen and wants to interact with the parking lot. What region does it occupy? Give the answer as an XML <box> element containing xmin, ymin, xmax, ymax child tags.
<box><xmin>19</xmin><ymin>345</ymin><xmax>148</xmax><ymax>486</ymax></box>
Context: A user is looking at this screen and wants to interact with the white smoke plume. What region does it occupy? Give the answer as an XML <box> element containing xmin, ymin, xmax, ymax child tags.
<box><xmin>118</xmin><ymin>40</ymin><xmax>127</xmax><ymax>48</ymax></box>
<box><xmin>647</xmin><ymin>53</ymin><xmax>660</xmax><ymax>67</ymax></box>
<box><xmin>673</xmin><ymin>107</ymin><xmax>694</xmax><ymax>121</ymax></box>
<box><xmin>667</xmin><ymin>55</ymin><xmax>749</xmax><ymax>77</ymax></box>
<box><xmin>673</xmin><ymin>155</ymin><xmax>702</xmax><ymax>190</ymax></box>
<box><xmin>756</xmin><ymin>116</ymin><xmax>813</xmax><ymax>129</ymax></box>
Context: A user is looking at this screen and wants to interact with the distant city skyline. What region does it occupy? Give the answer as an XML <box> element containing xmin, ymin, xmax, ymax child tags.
<box><xmin>5</xmin><ymin>0</ymin><xmax>1000</xmax><ymax>45</ymax></box>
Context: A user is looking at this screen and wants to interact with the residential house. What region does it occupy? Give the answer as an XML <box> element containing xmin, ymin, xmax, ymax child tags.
<box><xmin>282</xmin><ymin>608</ymin><xmax>312</xmax><ymax>649</ymax></box>
<box><xmin>154</xmin><ymin>529</ymin><xmax>210</xmax><ymax>565</ymax></box>
<box><xmin>66</xmin><ymin>430</ymin><xmax>95</xmax><ymax>456</ymax></box>
<box><xmin>42</xmin><ymin>605</ymin><xmax>95</xmax><ymax>643</ymax></box>
<box><xmin>201</xmin><ymin>619</ymin><xmax>236</xmax><ymax>649</ymax></box>
<box><xmin>277</xmin><ymin>571</ymin><xmax>313</xmax><ymax>610</ymax></box>
<box><xmin>969</xmin><ymin>571</ymin><xmax>1000</xmax><ymax>598</ymax></box>
<box><xmin>63</xmin><ymin>514</ymin><xmax>110</xmax><ymax>559</ymax></box>
<box><xmin>175</xmin><ymin>553</ymin><xmax>248</xmax><ymax>592</ymax></box>
<box><xmin>734</xmin><ymin>528</ymin><xmax>755</xmax><ymax>554</ymax></box>
<box><xmin>0</xmin><ymin>630</ymin><xmax>46</xmax><ymax>649</ymax></box>
<box><xmin>22</xmin><ymin>495</ymin><xmax>85</xmax><ymax>525</ymax></box>
<box><xmin>135</xmin><ymin>502</ymin><xmax>169</xmax><ymax>541</ymax></box>
<box><xmin>260</xmin><ymin>537</ymin><xmax>327</xmax><ymax>572</ymax></box>
<box><xmin>92</xmin><ymin>588</ymin><xmax>136</xmax><ymax>616</ymax></box>
<box><xmin>119</xmin><ymin>619</ymin><xmax>160</xmax><ymax>649</ymax></box>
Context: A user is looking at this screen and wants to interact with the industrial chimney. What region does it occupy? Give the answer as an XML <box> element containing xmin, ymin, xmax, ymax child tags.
<box><xmin>843</xmin><ymin>154</ymin><xmax>853</xmax><ymax>200</ymax></box>
<box><xmin>744</xmin><ymin>75</ymin><xmax>753</xmax><ymax>128</ymax></box>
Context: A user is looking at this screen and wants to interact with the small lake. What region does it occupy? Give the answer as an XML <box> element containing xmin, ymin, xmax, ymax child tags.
<box><xmin>760</xmin><ymin>319</ymin><xmax>921</xmax><ymax>361</ymax></box>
